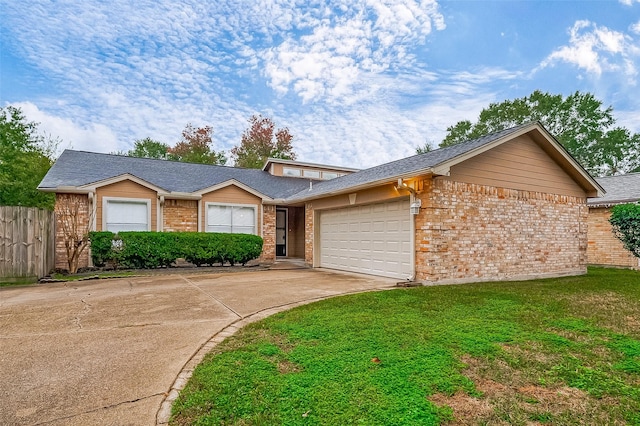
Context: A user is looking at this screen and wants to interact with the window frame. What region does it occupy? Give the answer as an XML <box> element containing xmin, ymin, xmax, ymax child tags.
<box><xmin>282</xmin><ymin>167</ymin><xmax>301</xmax><ymax>177</ymax></box>
<box><xmin>321</xmin><ymin>171</ymin><xmax>338</xmax><ymax>180</ymax></box>
<box><xmin>302</xmin><ymin>169</ymin><xmax>321</xmax><ymax>178</ymax></box>
<box><xmin>102</xmin><ymin>197</ymin><xmax>152</xmax><ymax>232</ymax></box>
<box><xmin>205</xmin><ymin>202</ymin><xmax>258</xmax><ymax>235</ymax></box>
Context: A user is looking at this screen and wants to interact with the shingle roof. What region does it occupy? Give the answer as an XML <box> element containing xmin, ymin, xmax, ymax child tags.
<box><xmin>588</xmin><ymin>173</ymin><xmax>640</xmax><ymax>206</ymax></box>
<box><xmin>285</xmin><ymin>123</ymin><xmax>536</xmax><ymax>201</ymax></box>
<box><xmin>38</xmin><ymin>150</ymin><xmax>311</xmax><ymax>199</ymax></box>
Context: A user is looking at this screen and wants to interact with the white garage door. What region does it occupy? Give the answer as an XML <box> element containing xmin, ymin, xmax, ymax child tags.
<box><xmin>319</xmin><ymin>199</ymin><xmax>412</xmax><ymax>279</ymax></box>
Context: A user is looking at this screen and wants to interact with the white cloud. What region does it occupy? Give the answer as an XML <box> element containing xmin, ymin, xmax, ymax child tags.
<box><xmin>540</xmin><ymin>20</ymin><xmax>640</xmax><ymax>81</ymax></box>
<box><xmin>260</xmin><ymin>0</ymin><xmax>445</xmax><ymax>103</ymax></box>
<box><xmin>631</xmin><ymin>20</ymin><xmax>640</xmax><ymax>34</ymax></box>
<box><xmin>12</xmin><ymin>102</ymin><xmax>121</xmax><ymax>155</ymax></box>
<box><xmin>619</xmin><ymin>0</ymin><xmax>640</xmax><ymax>5</ymax></box>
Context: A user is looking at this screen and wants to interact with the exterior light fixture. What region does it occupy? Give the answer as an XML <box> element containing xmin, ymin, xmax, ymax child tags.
<box><xmin>410</xmin><ymin>199</ymin><xmax>421</xmax><ymax>215</ymax></box>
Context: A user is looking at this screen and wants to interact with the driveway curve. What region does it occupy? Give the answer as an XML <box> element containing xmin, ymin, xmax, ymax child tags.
<box><xmin>0</xmin><ymin>268</ymin><xmax>396</xmax><ymax>425</ymax></box>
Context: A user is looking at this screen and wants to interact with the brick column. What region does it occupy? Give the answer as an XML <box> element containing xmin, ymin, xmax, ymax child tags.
<box><xmin>305</xmin><ymin>203</ymin><xmax>314</xmax><ymax>266</ymax></box>
<box><xmin>261</xmin><ymin>205</ymin><xmax>276</xmax><ymax>263</ymax></box>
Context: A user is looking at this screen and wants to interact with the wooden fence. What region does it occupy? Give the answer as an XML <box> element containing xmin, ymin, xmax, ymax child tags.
<box><xmin>0</xmin><ymin>206</ymin><xmax>55</xmax><ymax>282</ymax></box>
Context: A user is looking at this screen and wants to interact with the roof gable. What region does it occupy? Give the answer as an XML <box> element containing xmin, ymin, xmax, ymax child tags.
<box><xmin>285</xmin><ymin>122</ymin><xmax>604</xmax><ymax>202</ymax></box>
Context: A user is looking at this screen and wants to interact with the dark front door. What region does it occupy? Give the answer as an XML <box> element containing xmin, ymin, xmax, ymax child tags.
<box><xmin>276</xmin><ymin>209</ymin><xmax>287</xmax><ymax>256</ymax></box>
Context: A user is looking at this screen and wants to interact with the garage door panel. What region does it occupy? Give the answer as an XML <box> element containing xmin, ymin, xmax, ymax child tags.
<box><xmin>320</xmin><ymin>199</ymin><xmax>411</xmax><ymax>279</ymax></box>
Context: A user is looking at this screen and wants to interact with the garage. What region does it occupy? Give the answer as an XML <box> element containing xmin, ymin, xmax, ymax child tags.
<box><xmin>319</xmin><ymin>199</ymin><xmax>412</xmax><ymax>279</ymax></box>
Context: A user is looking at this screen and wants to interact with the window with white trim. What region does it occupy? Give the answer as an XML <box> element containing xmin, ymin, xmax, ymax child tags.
<box><xmin>206</xmin><ymin>203</ymin><xmax>257</xmax><ymax>234</ymax></box>
<box><xmin>104</xmin><ymin>198</ymin><xmax>151</xmax><ymax>232</ymax></box>
<box><xmin>322</xmin><ymin>171</ymin><xmax>338</xmax><ymax>180</ymax></box>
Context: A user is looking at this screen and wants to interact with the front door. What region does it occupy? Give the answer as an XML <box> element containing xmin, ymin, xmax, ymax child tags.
<box><xmin>276</xmin><ymin>209</ymin><xmax>287</xmax><ymax>257</ymax></box>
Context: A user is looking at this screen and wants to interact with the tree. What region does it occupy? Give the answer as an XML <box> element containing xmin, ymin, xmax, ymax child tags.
<box><xmin>168</xmin><ymin>124</ymin><xmax>227</xmax><ymax>165</ymax></box>
<box><xmin>126</xmin><ymin>137</ymin><xmax>170</xmax><ymax>159</ymax></box>
<box><xmin>415</xmin><ymin>140</ymin><xmax>435</xmax><ymax>154</ymax></box>
<box><xmin>0</xmin><ymin>106</ymin><xmax>56</xmax><ymax>209</ymax></box>
<box><xmin>439</xmin><ymin>90</ymin><xmax>640</xmax><ymax>176</ymax></box>
<box><xmin>231</xmin><ymin>115</ymin><xmax>296</xmax><ymax>169</ymax></box>
<box><xmin>55</xmin><ymin>194</ymin><xmax>94</xmax><ymax>274</ymax></box>
<box><xmin>609</xmin><ymin>203</ymin><xmax>640</xmax><ymax>259</ymax></box>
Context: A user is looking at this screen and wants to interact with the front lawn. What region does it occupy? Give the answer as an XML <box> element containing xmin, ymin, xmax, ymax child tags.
<box><xmin>171</xmin><ymin>268</ymin><xmax>640</xmax><ymax>425</ymax></box>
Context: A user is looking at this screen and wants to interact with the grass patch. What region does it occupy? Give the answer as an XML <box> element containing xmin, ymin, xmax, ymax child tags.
<box><xmin>50</xmin><ymin>271</ymin><xmax>139</xmax><ymax>281</ymax></box>
<box><xmin>171</xmin><ymin>267</ymin><xmax>640</xmax><ymax>425</ymax></box>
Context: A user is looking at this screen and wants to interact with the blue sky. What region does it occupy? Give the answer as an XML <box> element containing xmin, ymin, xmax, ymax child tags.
<box><xmin>1</xmin><ymin>0</ymin><xmax>639</xmax><ymax>169</ymax></box>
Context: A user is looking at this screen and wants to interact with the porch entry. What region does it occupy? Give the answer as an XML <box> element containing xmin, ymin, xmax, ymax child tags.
<box><xmin>276</xmin><ymin>208</ymin><xmax>287</xmax><ymax>256</ymax></box>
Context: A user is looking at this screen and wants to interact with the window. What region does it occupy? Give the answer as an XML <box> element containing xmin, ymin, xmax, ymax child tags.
<box><xmin>322</xmin><ymin>172</ymin><xmax>338</xmax><ymax>180</ymax></box>
<box><xmin>104</xmin><ymin>198</ymin><xmax>151</xmax><ymax>232</ymax></box>
<box><xmin>282</xmin><ymin>167</ymin><xmax>301</xmax><ymax>177</ymax></box>
<box><xmin>303</xmin><ymin>169</ymin><xmax>321</xmax><ymax>178</ymax></box>
<box><xmin>206</xmin><ymin>203</ymin><xmax>256</xmax><ymax>234</ymax></box>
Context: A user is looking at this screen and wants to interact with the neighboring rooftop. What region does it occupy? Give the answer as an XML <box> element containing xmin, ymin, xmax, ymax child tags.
<box><xmin>588</xmin><ymin>173</ymin><xmax>640</xmax><ymax>206</ymax></box>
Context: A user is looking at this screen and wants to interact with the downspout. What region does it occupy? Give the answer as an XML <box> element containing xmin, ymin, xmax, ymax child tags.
<box><xmin>409</xmin><ymin>192</ymin><xmax>416</xmax><ymax>282</ymax></box>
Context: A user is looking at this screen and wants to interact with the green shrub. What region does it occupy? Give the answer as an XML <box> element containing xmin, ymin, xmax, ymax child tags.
<box><xmin>609</xmin><ymin>203</ymin><xmax>640</xmax><ymax>258</ymax></box>
<box><xmin>89</xmin><ymin>231</ymin><xmax>116</xmax><ymax>267</ymax></box>
<box><xmin>88</xmin><ymin>231</ymin><xmax>263</xmax><ymax>269</ymax></box>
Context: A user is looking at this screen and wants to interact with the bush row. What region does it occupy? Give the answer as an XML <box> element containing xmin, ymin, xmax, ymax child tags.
<box><xmin>89</xmin><ymin>231</ymin><xmax>264</xmax><ymax>269</ymax></box>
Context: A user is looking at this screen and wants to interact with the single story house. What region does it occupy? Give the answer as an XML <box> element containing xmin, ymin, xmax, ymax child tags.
<box><xmin>39</xmin><ymin>122</ymin><xmax>603</xmax><ymax>284</ymax></box>
<box><xmin>587</xmin><ymin>173</ymin><xmax>640</xmax><ymax>269</ymax></box>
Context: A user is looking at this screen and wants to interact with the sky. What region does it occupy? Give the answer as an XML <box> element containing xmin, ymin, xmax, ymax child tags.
<box><xmin>1</xmin><ymin>0</ymin><xmax>639</xmax><ymax>169</ymax></box>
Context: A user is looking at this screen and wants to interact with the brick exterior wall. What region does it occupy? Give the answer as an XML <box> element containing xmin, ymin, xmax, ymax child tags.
<box><xmin>415</xmin><ymin>178</ymin><xmax>588</xmax><ymax>283</ymax></box>
<box><xmin>261</xmin><ymin>205</ymin><xmax>276</xmax><ymax>263</ymax></box>
<box><xmin>163</xmin><ymin>199</ymin><xmax>198</xmax><ymax>232</ymax></box>
<box><xmin>587</xmin><ymin>207</ymin><xmax>639</xmax><ymax>268</ymax></box>
<box><xmin>54</xmin><ymin>193</ymin><xmax>91</xmax><ymax>271</ymax></box>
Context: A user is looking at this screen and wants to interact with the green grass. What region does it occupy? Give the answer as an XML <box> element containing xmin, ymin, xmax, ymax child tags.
<box><xmin>171</xmin><ymin>267</ymin><xmax>640</xmax><ymax>425</ymax></box>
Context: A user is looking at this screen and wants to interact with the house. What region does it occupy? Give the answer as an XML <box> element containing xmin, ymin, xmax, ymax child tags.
<box><xmin>587</xmin><ymin>173</ymin><xmax>640</xmax><ymax>269</ymax></box>
<box><xmin>39</xmin><ymin>122</ymin><xmax>603</xmax><ymax>283</ymax></box>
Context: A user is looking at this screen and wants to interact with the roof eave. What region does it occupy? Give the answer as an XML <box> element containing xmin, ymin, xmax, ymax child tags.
<box><xmin>286</xmin><ymin>169</ymin><xmax>435</xmax><ymax>203</ymax></box>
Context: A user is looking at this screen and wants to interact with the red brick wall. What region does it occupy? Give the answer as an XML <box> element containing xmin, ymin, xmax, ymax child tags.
<box><xmin>587</xmin><ymin>207</ymin><xmax>639</xmax><ymax>268</ymax></box>
<box><xmin>415</xmin><ymin>178</ymin><xmax>588</xmax><ymax>283</ymax></box>
<box><xmin>163</xmin><ymin>199</ymin><xmax>198</xmax><ymax>232</ymax></box>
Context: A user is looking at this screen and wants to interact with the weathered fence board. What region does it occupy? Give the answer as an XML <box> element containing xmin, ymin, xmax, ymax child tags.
<box><xmin>0</xmin><ymin>206</ymin><xmax>55</xmax><ymax>282</ymax></box>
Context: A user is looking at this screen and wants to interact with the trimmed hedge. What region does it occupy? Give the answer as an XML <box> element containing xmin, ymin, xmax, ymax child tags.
<box><xmin>88</xmin><ymin>231</ymin><xmax>263</xmax><ymax>269</ymax></box>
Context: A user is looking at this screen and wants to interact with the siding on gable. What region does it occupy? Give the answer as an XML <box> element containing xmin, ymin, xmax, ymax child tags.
<box><xmin>445</xmin><ymin>134</ymin><xmax>585</xmax><ymax>197</ymax></box>
<box><xmin>96</xmin><ymin>180</ymin><xmax>158</xmax><ymax>231</ymax></box>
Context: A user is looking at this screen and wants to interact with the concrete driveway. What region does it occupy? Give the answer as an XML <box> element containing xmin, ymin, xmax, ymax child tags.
<box><xmin>0</xmin><ymin>268</ymin><xmax>396</xmax><ymax>425</ymax></box>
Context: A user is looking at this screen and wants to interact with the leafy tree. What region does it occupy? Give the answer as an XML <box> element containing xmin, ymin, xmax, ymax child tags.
<box><xmin>0</xmin><ymin>106</ymin><xmax>56</xmax><ymax>209</ymax></box>
<box><xmin>416</xmin><ymin>140</ymin><xmax>435</xmax><ymax>154</ymax></box>
<box><xmin>168</xmin><ymin>124</ymin><xmax>227</xmax><ymax>165</ymax></box>
<box><xmin>440</xmin><ymin>90</ymin><xmax>639</xmax><ymax>176</ymax></box>
<box><xmin>126</xmin><ymin>137</ymin><xmax>170</xmax><ymax>159</ymax></box>
<box><xmin>609</xmin><ymin>203</ymin><xmax>640</xmax><ymax>259</ymax></box>
<box><xmin>231</xmin><ymin>115</ymin><xmax>296</xmax><ymax>169</ymax></box>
